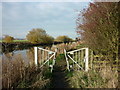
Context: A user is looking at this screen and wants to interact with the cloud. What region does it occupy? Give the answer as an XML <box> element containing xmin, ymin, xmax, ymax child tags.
<box><xmin>2</xmin><ymin>2</ymin><xmax>89</xmax><ymax>39</ymax></box>
<box><xmin>2</xmin><ymin>0</ymin><xmax>92</xmax><ymax>2</ymax></box>
<box><xmin>3</xmin><ymin>2</ymin><xmax>80</xmax><ymax>22</ymax></box>
<box><xmin>2</xmin><ymin>0</ymin><xmax>119</xmax><ymax>2</ymax></box>
<box><xmin>0</xmin><ymin>3</ymin><xmax>2</xmax><ymax>37</ymax></box>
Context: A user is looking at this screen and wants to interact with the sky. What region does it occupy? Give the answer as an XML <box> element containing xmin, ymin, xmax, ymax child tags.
<box><xmin>1</xmin><ymin>2</ymin><xmax>90</xmax><ymax>39</ymax></box>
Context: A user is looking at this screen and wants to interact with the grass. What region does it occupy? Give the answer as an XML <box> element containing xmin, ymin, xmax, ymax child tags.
<box><xmin>64</xmin><ymin>43</ymin><xmax>119</xmax><ymax>88</ymax></box>
<box><xmin>17</xmin><ymin>66</ymin><xmax>51</xmax><ymax>88</ymax></box>
<box><xmin>56</xmin><ymin>54</ymin><xmax>65</xmax><ymax>61</ymax></box>
<box><xmin>67</xmin><ymin>64</ymin><xmax>118</xmax><ymax>88</ymax></box>
<box><xmin>0</xmin><ymin>40</ymin><xmax>28</xmax><ymax>43</ymax></box>
<box><xmin>65</xmin><ymin>70</ymin><xmax>73</xmax><ymax>78</ymax></box>
<box><xmin>13</xmin><ymin>40</ymin><xmax>28</xmax><ymax>42</ymax></box>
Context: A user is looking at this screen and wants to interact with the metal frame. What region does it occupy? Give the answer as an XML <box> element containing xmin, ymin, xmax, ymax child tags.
<box><xmin>34</xmin><ymin>46</ymin><xmax>89</xmax><ymax>72</ymax></box>
<box><xmin>34</xmin><ymin>47</ymin><xmax>57</xmax><ymax>72</ymax></box>
<box><xmin>64</xmin><ymin>48</ymin><xmax>89</xmax><ymax>72</ymax></box>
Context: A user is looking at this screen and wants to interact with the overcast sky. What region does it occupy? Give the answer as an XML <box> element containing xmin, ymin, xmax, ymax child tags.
<box><xmin>1</xmin><ymin>2</ymin><xmax>90</xmax><ymax>39</ymax></box>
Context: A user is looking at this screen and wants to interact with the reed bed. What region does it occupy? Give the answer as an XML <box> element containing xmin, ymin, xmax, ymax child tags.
<box><xmin>1</xmin><ymin>53</ymin><xmax>50</xmax><ymax>88</ymax></box>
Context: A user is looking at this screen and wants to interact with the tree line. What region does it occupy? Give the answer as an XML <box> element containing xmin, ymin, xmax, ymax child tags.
<box><xmin>3</xmin><ymin>28</ymin><xmax>74</xmax><ymax>44</ymax></box>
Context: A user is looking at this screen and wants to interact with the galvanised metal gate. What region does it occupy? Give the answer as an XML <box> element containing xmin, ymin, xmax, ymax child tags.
<box><xmin>34</xmin><ymin>47</ymin><xmax>89</xmax><ymax>72</ymax></box>
<box><xmin>64</xmin><ymin>48</ymin><xmax>89</xmax><ymax>72</ymax></box>
<box><xmin>34</xmin><ymin>47</ymin><xmax>57</xmax><ymax>72</ymax></box>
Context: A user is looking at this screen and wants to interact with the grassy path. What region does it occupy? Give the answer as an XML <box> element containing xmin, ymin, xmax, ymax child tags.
<box><xmin>51</xmin><ymin>54</ymin><xmax>70</xmax><ymax>88</ymax></box>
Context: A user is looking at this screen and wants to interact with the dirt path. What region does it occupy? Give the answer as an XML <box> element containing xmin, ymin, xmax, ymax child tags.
<box><xmin>51</xmin><ymin>57</ymin><xmax>69</xmax><ymax>88</ymax></box>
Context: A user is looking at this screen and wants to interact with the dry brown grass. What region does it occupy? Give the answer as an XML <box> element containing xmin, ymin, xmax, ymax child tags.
<box><xmin>1</xmin><ymin>53</ymin><xmax>50</xmax><ymax>88</ymax></box>
<box><xmin>68</xmin><ymin>64</ymin><xmax>118</xmax><ymax>88</ymax></box>
<box><xmin>2</xmin><ymin>54</ymin><xmax>26</xmax><ymax>88</ymax></box>
<box><xmin>99</xmin><ymin>65</ymin><xmax>118</xmax><ymax>88</ymax></box>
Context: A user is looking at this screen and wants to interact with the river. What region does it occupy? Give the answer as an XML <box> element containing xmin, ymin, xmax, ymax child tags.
<box><xmin>0</xmin><ymin>44</ymin><xmax>51</xmax><ymax>65</ymax></box>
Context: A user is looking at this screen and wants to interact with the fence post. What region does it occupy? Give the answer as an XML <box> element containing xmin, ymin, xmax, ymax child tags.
<box><xmin>34</xmin><ymin>47</ymin><xmax>38</xmax><ymax>66</ymax></box>
<box><xmin>64</xmin><ymin>49</ymin><xmax>70</xmax><ymax>71</ymax></box>
<box><xmin>85</xmin><ymin>48</ymin><xmax>89</xmax><ymax>71</ymax></box>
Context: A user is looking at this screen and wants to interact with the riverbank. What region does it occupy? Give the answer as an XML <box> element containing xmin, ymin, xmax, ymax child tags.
<box><xmin>1</xmin><ymin>41</ymin><xmax>72</xmax><ymax>54</ymax></box>
<box><xmin>1</xmin><ymin>42</ymin><xmax>119</xmax><ymax>88</ymax></box>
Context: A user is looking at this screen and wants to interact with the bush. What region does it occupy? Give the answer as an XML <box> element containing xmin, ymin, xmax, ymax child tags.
<box><xmin>1</xmin><ymin>54</ymin><xmax>50</xmax><ymax>88</ymax></box>
<box><xmin>68</xmin><ymin>65</ymin><xmax>118</xmax><ymax>88</ymax></box>
<box><xmin>26</xmin><ymin>28</ymin><xmax>54</xmax><ymax>44</ymax></box>
<box><xmin>3</xmin><ymin>35</ymin><xmax>14</xmax><ymax>43</ymax></box>
<box><xmin>55</xmin><ymin>35</ymin><xmax>73</xmax><ymax>42</ymax></box>
<box><xmin>77</xmin><ymin>2</ymin><xmax>119</xmax><ymax>62</ymax></box>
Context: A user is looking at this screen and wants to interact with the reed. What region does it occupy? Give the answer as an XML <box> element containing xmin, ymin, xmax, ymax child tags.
<box><xmin>1</xmin><ymin>53</ymin><xmax>50</xmax><ymax>88</ymax></box>
<box><xmin>2</xmin><ymin>54</ymin><xmax>26</xmax><ymax>88</ymax></box>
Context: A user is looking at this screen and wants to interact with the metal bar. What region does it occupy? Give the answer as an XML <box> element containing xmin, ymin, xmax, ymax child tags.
<box><xmin>34</xmin><ymin>47</ymin><xmax>38</xmax><ymax>66</ymax></box>
<box><xmin>85</xmin><ymin>48</ymin><xmax>89</xmax><ymax>72</ymax></box>
<box><xmin>75</xmin><ymin>51</ymin><xmax>78</xmax><ymax>68</ymax></box>
<box><xmin>50</xmin><ymin>48</ymin><xmax>57</xmax><ymax>72</ymax></box>
<box><xmin>38</xmin><ymin>47</ymin><xmax>54</xmax><ymax>53</ymax></box>
<box><xmin>67</xmin><ymin>55</ymin><xmax>84</xmax><ymax>71</ymax></box>
<box><xmin>52</xmin><ymin>53</ymin><xmax>56</xmax><ymax>66</ymax></box>
<box><xmin>64</xmin><ymin>49</ymin><xmax>70</xmax><ymax>71</ymax></box>
<box><xmin>78</xmin><ymin>50</ymin><xmax>81</xmax><ymax>64</ymax></box>
<box><xmin>51</xmin><ymin>53</ymin><xmax>56</xmax><ymax>72</ymax></box>
<box><xmin>67</xmin><ymin>48</ymin><xmax>88</xmax><ymax>53</ymax></box>
<box><xmin>40</xmin><ymin>54</ymin><xmax>55</xmax><ymax>68</ymax></box>
<box><xmin>39</xmin><ymin>49</ymin><xmax>42</xmax><ymax>65</ymax></box>
<box><xmin>41</xmin><ymin>50</ymin><xmax>43</xmax><ymax>65</ymax></box>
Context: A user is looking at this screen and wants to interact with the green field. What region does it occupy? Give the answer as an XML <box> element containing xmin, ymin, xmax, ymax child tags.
<box><xmin>0</xmin><ymin>40</ymin><xmax>28</xmax><ymax>43</ymax></box>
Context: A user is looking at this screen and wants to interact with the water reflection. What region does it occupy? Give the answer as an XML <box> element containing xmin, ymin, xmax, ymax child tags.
<box><xmin>26</xmin><ymin>48</ymin><xmax>34</xmax><ymax>66</ymax></box>
<box><xmin>1</xmin><ymin>44</ymin><xmax>52</xmax><ymax>66</ymax></box>
<box><xmin>1</xmin><ymin>44</ymin><xmax>33</xmax><ymax>54</ymax></box>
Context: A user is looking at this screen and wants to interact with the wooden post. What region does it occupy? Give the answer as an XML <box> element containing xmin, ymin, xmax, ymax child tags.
<box><xmin>85</xmin><ymin>48</ymin><xmax>89</xmax><ymax>72</ymax></box>
<box><xmin>34</xmin><ymin>47</ymin><xmax>38</xmax><ymax>66</ymax></box>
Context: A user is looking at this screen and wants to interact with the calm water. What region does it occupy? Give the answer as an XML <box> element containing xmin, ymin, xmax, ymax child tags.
<box><xmin>1</xmin><ymin>49</ymin><xmax>31</xmax><ymax>65</ymax></box>
<box><xmin>1</xmin><ymin>44</ymin><xmax>52</xmax><ymax>65</ymax></box>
